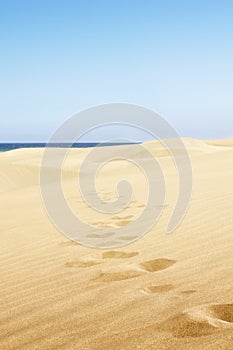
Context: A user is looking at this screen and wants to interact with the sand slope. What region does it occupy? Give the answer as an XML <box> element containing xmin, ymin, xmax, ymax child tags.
<box><xmin>0</xmin><ymin>139</ymin><xmax>233</xmax><ymax>349</ymax></box>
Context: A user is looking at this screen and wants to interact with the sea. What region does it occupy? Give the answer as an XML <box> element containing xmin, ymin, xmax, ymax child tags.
<box><xmin>0</xmin><ymin>142</ymin><xmax>138</xmax><ymax>152</ymax></box>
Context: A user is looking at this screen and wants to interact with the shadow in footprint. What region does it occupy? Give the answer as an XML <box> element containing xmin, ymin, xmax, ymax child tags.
<box><xmin>65</xmin><ymin>261</ymin><xmax>102</xmax><ymax>268</ymax></box>
<box><xmin>102</xmin><ymin>251</ymin><xmax>139</xmax><ymax>259</ymax></box>
<box><xmin>86</xmin><ymin>232</ymin><xmax>114</xmax><ymax>238</ymax></box>
<box><xmin>112</xmin><ymin>215</ymin><xmax>134</xmax><ymax>220</ymax></box>
<box><xmin>140</xmin><ymin>258</ymin><xmax>176</xmax><ymax>272</ymax></box>
<box><xmin>144</xmin><ymin>284</ymin><xmax>174</xmax><ymax>293</ymax></box>
<box><xmin>95</xmin><ymin>270</ymin><xmax>143</xmax><ymax>282</ymax></box>
<box><xmin>114</xmin><ymin>220</ymin><xmax>131</xmax><ymax>227</ymax></box>
<box><xmin>181</xmin><ymin>290</ymin><xmax>196</xmax><ymax>295</ymax></box>
<box><xmin>91</xmin><ymin>222</ymin><xmax>116</xmax><ymax>229</ymax></box>
<box><xmin>210</xmin><ymin>304</ymin><xmax>233</xmax><ymax>323</ymax></box>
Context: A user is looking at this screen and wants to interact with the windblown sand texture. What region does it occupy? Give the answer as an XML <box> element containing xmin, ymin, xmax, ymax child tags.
<box><xmin>0</xmin><ymin>139</ymin><xmax>233</xmax><ymax>349</ymax></box>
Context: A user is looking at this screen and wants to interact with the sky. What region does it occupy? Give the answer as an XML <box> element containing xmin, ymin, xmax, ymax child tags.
<box><xmin>0</xmin><ymin>0</ymin><xmax>232</xmax><ymax>142</ymax></box>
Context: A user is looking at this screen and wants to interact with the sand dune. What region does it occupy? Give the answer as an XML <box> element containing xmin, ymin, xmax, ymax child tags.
<box><xmin>205</xmin><ymin>138</ymin><xmax>233</xmax><ymax>147</ymax></box>
<box><xmin>0</xmin><ymin>139</ymin><xmax>233</xmax><ymax>349</ymax></box>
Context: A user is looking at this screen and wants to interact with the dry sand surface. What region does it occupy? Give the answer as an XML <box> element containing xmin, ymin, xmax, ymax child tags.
<box><xmin>0</xmin><ymin>139</ymin><xmax>233</xmax><ymax>349</ymax></box>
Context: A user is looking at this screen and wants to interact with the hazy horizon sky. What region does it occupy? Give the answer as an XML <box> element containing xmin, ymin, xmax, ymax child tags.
<box><xmin>0</xmin><ymin>0</ymin><xmax>232</xmax><ymax>142</ymax></box>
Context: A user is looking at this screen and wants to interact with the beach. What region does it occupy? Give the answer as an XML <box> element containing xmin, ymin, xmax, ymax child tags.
<box><xmin>0</xmin><ymin>139</ymin><xmax>233</xmax><ymax>349</ymax></box>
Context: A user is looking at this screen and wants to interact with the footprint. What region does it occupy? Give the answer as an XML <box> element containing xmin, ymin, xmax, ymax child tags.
<box><xmin>102</xmin><ymin>251</ymin><xmax>139</xmax><ymax>259</ymax></box>
<box><xmin>91</xmin><ymin>222</ymin><xmax>116</xmax><ymax>229</ymax></box>
<box><xmin>158</xmin><ymin>303</ymin><xmax>233</xmax><ymax>338</ymax></box>
<box><xmin>65</xmin><ymin>260</ymin><xmax>102</xmax><ymax>268</ymax></box>
<box><xmin>189</xmin><ymin>303</ymin><xmax>233</xmax><ymax>328</ymax></box>
<box><xmin>118</xmin><ymin>236</ymin><xmax>139</xmax><ymax>241</ymax></box>
<box><xmin>157</xmin><ymin>313</ymin><xmax>216</xmax><ymax>338</ymax></box>
<box><xmin>139</xmin><ymin>258</ymin><xmax>176</xmax><ymax>272</ymax></box>
<box><xmin>112</xmin><ymin>215</ymin><xmax>134</xmax><ymax>220</ymax></box>
<box><xmin>209</xmin><ymin>304</ymin><xmax>233</xmax><ymax>323</ymax></box>
<box><xmin>181</xmin><ymin>290</ymin><xmax>196</xmax><ymax>295</ymax></box>
<box><xmin>144</xmin><ymin>284</ymin><xmax>174</xmax><ymax>294</ymax></box>
<box><xmin>115</xmin><ymin>220</ymin><xmax>131</xmax><ymax>227</ymax></box>
<box><xmin>95</xmin><ymin>270</ymin><xmax>143</xmax><ymax>282</ymax></box>
<box><xmin>86</xmin><ymin>232</ymin><xmax>114</xmax><ymax>238</ymax></box>
<box><xmin>110</xmin><ymin>215</ymin><xmax>134</xmax><ymax>227</ymax></box>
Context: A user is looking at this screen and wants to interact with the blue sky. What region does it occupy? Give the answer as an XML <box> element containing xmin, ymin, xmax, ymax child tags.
<box><xmin>0</xmin><ymin>0</ymin><xmax>232</xmax><ymax>141</ymax></box>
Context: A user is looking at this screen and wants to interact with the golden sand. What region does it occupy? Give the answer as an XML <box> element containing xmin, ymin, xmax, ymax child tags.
<box><xmin>0</xmin><ymin>139</ymin><xmax>232</xmax><ymax>349</ymax></box>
